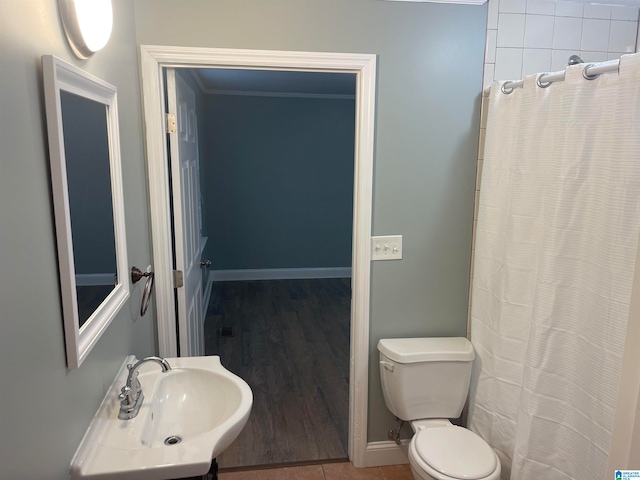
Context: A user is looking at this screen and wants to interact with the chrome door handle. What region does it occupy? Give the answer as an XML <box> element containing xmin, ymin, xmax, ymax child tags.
<box><xmin>200</xmin><ymin>259</ymin><xmax>211</xmax><ymax>268</ymax></box>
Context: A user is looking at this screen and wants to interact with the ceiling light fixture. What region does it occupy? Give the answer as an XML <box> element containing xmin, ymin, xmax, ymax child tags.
<box><xmin>58</xmin><ymin>0</ymin><xmax>113</xmax><ymax>59</ymax></box>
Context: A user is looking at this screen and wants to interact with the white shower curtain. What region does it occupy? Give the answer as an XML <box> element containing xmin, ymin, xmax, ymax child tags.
<box><xmin>468</xmin><ymin>53</ymin><xmax>640</xmax><ymax>479</ymax></box>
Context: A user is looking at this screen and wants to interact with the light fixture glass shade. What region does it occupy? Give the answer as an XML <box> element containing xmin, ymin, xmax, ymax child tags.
<box><xmin>58</xmin><ymin>0</ymin><xmax>113</xmax><ymax>59</ymax></box>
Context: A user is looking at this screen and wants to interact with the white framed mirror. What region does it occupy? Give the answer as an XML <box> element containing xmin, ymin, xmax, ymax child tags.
<box><xmin>42</xmin><ymin>55</ymin><xmax>129</xmax><ymax>369</ymax></box>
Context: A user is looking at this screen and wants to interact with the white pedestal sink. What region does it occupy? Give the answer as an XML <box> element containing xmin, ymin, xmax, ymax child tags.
<box><xmin>71</xmin><ymin>356</ymin><xmax>252</xmax><ymax>480</ymax></box>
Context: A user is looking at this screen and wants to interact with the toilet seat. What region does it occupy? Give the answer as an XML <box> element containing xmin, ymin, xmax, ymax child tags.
<box><xmin>409</xmin><ymin>426</ymin><xmax>500</xmax><ymax>480</ymax></box>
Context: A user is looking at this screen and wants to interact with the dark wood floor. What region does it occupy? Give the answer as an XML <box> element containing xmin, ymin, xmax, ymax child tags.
<box><xmin>204</xmin><ymin>278</ymin><xmax>351</xmax><ymax>469</ymax></box>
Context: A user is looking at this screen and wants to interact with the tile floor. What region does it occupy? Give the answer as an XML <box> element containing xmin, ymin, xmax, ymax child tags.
<box><xmin>218</xmin><ymin>462</ymin><xmax>413</xmax><ymax>480</ymax></box>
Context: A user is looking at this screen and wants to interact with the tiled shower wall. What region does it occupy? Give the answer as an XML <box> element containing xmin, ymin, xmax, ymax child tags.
<box><xmin>468</xmin><ymin>0</ymin><xmax>640</xmax><ymax>334</ymax></box>
<box><xmin>483</xmin><ymin>0</ymin><xmax>640</xmax><ymax>86</ymax></box>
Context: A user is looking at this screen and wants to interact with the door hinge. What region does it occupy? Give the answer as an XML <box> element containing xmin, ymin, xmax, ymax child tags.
<box><xmin>173</xmin><ymin>270</ymin><xmax>184</xmax><ymax>288</ymax></box>
<box><xmin>166</xmin><ymin>113</ymin><xmax>177</xmax><ymax>134</ymax></box>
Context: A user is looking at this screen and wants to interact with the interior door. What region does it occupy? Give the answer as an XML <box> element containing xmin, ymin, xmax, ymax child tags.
<box><xmin>166</xmin><ymin>68</ymin><xmax>204</xmax><ymax>356</ymax></box>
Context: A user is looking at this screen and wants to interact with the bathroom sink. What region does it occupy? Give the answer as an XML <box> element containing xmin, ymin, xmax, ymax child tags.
<box><xmin>71</xmin><ymin>356</ymin><xmax>253</xmax><ymax>480</ymax></box>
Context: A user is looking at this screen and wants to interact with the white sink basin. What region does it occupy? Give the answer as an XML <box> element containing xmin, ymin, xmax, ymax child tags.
<box><xmin>71</xmin><ymin>356</ymin><xmax>252</xmax><ymax>480</ymax></box>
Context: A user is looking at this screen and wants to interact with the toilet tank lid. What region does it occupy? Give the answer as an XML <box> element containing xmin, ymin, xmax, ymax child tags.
<box><xmin>377</xmin><ymin>337</ymin><xmax>475</xmax><ymax>363</ymax></box>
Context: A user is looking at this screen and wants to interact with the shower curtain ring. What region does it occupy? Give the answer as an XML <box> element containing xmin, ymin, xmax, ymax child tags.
<box><xmin>501</xmin><ymin>82</ymin><xmax>515</xmax><ymax>95</ymax></box>
<box><xmin>536</xmin><ymin>74</ymin><xmax>552</xmax><ymax>88</ymax></box>
<box><xmin>582</xmin><ymin>64</ymin><xmax>600</xmax><ymax>80</ymax></box>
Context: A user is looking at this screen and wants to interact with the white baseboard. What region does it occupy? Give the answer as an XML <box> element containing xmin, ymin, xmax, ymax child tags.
<box><xmin>75</xmin><ymin>273</ymin><xmax>116</xmax><ymax>286</ymax></box>
<box><xmin>210</xmin><ymin>267</ymin><xmax>352</xmax><ymax>281</ymax></box>
<box><xmin>362</xmin><ymin>440</ymin><xmax>410</xmax><ymax>467</ymax></box>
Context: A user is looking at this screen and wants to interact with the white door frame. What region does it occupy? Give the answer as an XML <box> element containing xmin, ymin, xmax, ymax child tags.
<box><xmin>139</xmin><ymin>45</ymin><xmax>375</xmax><ymax>467</ymax></box>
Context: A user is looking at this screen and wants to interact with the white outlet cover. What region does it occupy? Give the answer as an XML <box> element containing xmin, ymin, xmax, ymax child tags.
<box><xmin>371</xmin><ymin>235</ymin><xmax>403</xmax><ymax>261</ymax></box>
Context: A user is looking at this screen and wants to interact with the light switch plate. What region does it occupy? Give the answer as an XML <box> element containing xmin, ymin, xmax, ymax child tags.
<box><xmin>371</xmin><ymin>235</ymin><xmax>403</xmax><ymax>261</ymax></box>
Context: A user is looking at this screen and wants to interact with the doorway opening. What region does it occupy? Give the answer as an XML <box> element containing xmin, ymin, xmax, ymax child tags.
<box><xmin>166</xmin><ymin>66</ymin><xmax>356</xmax><ymax>467</ymax></box>
<box><xmin>140</xmin><ymin>46</ymin><xmax>376</xmax><ymax>468</ymax></box>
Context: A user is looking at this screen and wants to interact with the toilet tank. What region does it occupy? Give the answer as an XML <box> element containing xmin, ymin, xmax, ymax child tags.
<box><xmin>378</xmin><ymin>337</ymin><xmax>475</xmax><ymax>421</ymax></box>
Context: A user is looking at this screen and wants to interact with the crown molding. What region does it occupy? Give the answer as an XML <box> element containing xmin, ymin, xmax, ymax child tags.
<box><xmin>189</xmin><ymin>69</ymin><xmax>355</xmax><ymax>100</ymax></box>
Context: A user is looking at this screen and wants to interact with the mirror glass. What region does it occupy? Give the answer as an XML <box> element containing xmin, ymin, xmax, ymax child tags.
<box><xmin>43</xmin><ymin>55</ymin><xmax>129</xmax><ymax>368</ymax></box>
<box><xmin>60</xmin><ymin>90</ymin><xmax>118</xmax><ymax>327</ymax></box>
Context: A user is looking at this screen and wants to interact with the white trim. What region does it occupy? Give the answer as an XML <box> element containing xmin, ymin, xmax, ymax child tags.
<box><xmin>188</xmin><ymin>68</ymin><xmax>356</xmax><ymax>100</ymax></box>
<box><xmin>188</xmin><ymin>68</ymin><xmax>209</xmax><ymax>95</ymax></box>
<box><xmin>202</xmin><ymin>89</ymin><xmax>355</xmax><ymax>100</ymax></box>
<box><xmin>139</xmin><ymin>45</ymin><xmax>375</xmax><ymax>467</ymax></box>
<box><xmin>210</xmin><ymin>267</ymin><xmax>352</xmax><ymax>282</ymax></box>
<box><xmin>363</xmin><ymin>441</ymin><xmax>410</xmax><ymax>467</ymax></box>
<box><xmin>75</xmin><ymin>273</ymin><xmax>116</xmax><ymax>286</ymax></box>
<box><xmin>139</xmin><ymin>48</ymin><xmax>178</xmax><ymax>357</ymax></box>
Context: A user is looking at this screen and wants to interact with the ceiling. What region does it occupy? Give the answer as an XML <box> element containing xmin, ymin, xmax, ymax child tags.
<box><xmin>191</xmin><ymin>69</ymin><xmax>357</xmax><ymax>97</ymax></box>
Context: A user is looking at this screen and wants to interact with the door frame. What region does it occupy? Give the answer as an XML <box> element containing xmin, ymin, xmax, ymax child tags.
<box><xmin>139</xmin><ymin>45</ymin><xmax>375</xmax><ymax>466</ymax></box>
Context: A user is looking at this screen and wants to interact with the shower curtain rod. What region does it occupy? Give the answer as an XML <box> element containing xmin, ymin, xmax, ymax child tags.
<box><xmin>501</xmin><ymin>58</ymin><xmax>620</xmax><ymax>94</ymax></box>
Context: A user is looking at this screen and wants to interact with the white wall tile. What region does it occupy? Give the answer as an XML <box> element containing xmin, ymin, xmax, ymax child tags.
<box><xmin>582</xmin><ymin>19</ymin><xmax>611</xmax><ymax>52</ymax></box>
<box><xmin>608</xmin><ymin>52</ymin><xmax>627</xmax><ymax>61</ymax></box>
<box><xmin>483</xmin><ymin>63</ymin><xmax>496</xmax><ymax>88</ymax></box>
<box><xmin>497</xmin><ymin>13</ymin><xmax>526</xmax><ymax>47</ymax></box>
<box><xmin>550</xmin><ymin>49</ymin><xmax>575</xmax><ymax>71</ymax></box>
<box><xmin>488</xmin><ymin>0</ymin><xmax>500</xmax><ymax>30</ymax></box>
<box><xmin>499</xmin><ymin>0</ymin><xmax>527</xmax><ymax>14</ymax></box>
<box><xmin>580</xmin><ymin>50</ymin><xmax>609</xmax><ymax>63</ymax></box>
<box><xmin>524</xmin><ymin>15</ymin><xmax>554</xmax><ymax>48</ymax></box>
<box><xmin>480</xmin><ymin>0</ymin><xmax>638</xmax><ymax>112</ymax></box>
<box><xmin>495</xmin><ymin>48</ymin><xmax>524</xmax><ymax>80</ymax></box>
<box><xmin>526</xmin><ymin>0</ymin><xmax>555</xmax><ymax>16</ymax></box>
<box><xmin>486</xmin><ymin>30</ymin><xmax>498</xmax><ymax>63</ymax></box>
<box><xmin>522</xmin><ymin>48</ymin><xmax>552</xmax><ymax>75</ymax></box>
<box><xmin>611</xmin><ymin>6</ymin><xmax>639</xmax><ymax>22</ymax></box>
<box><xmin>553</xmin><ymin>17</ymin><xmax>583</xmax><ymax>50</ymax></box>
<box><xmin>609</xmin><ymin>20</ymin><xmax>638</xmax><ymax>53</ymax></box>
<box><xmin>584</xmin><ymin>4</ymin><xmax>611</xmax><ymax>20</ymax></box>
<box><xmin>555</xmin><ymin>1</ymin><xmax>583</xmax><ymax>18</ymax></box>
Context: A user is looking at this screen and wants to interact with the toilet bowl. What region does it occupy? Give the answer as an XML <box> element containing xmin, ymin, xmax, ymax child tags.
<box><xmin>407</xmin><ymin>420</ymin><xmax>500</xmax><ymax>480</ymax></box>
<box><xmin>377</xmin><ymin>337</ymin><xmax>500</xmax><ymax>480</ymax></box>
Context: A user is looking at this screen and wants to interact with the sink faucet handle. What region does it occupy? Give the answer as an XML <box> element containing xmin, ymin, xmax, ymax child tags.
<box><xmin>118</xmin><ymin>385</ymin><xmax>132</xmax><ymax>401</ymax></box>
<box><xmin>117</xmin><ymin>356</ymin><xmax>171</xmax><ymax>420</ymax></box>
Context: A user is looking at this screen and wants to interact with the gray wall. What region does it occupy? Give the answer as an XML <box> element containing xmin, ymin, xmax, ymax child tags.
<box><xmin>0</xmin><ymin>0</ymin><xmax>487</xmax><ymax>474</ymax></box>
<box><xmin>0</xmin><ymin>1</ymin><xmax>155</xmax><ymax>478</ymax></box>
<box><xmin>134</xmin><ymin>0</ymin><xmax>486</xmax><ymax>442</ymax></box>
<box><xmin>201</xmin><ymin>94</ymin><xmax>356</xmax><ymax>270</ymax></box>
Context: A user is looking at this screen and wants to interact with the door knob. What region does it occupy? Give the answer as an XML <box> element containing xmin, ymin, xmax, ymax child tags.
<box><xmin>200</xmin><ymin>259</ymin><xmax>211</xmax><ymax>268</ymax></box>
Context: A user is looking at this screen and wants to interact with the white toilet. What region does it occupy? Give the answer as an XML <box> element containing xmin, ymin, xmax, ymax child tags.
<box><xmin>378</xmin><ymin>337</ymin><xmax>500</xmax><ymax>480</ymax></box>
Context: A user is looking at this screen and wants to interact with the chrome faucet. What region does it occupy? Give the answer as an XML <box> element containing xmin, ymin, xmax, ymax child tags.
<box><xmin>118</xmin><ymin>356</ymin><xmax>172</xmax><ymax>420</ymax></box>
